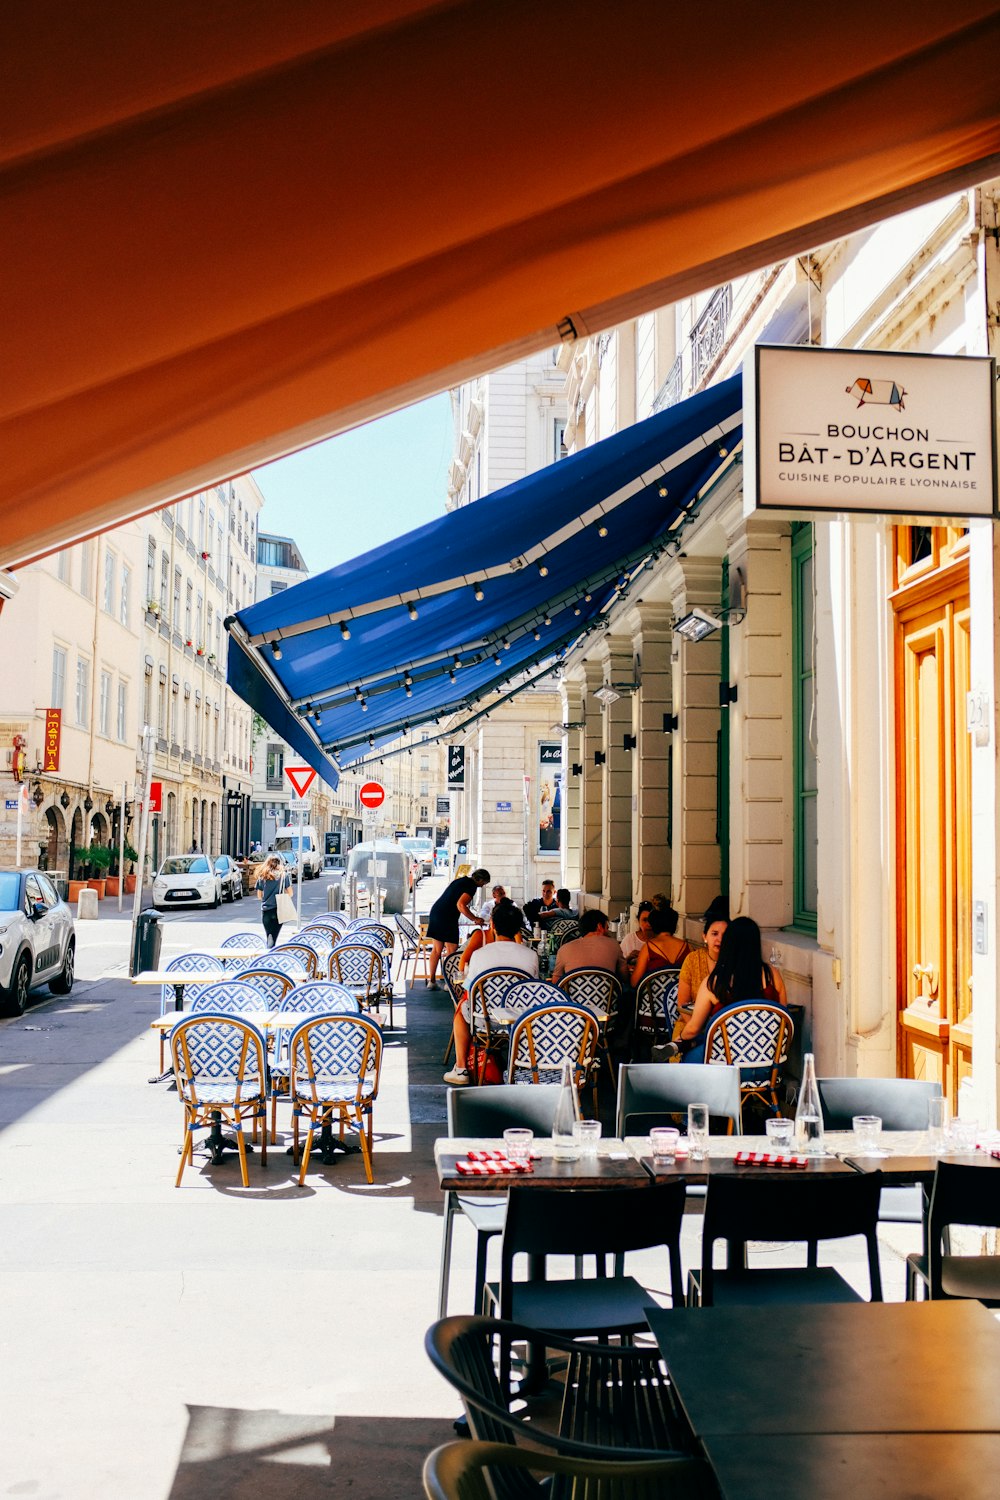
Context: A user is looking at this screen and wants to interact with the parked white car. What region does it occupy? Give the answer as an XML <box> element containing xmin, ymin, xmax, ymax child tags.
<box><xmin>0</xmin><ymin>869</ymin><xmax>75</xmax><ymax>1015</ymax></box>
<box><xmin>152</xmin><ymin>855</ymin><xmax>222</xmax><ymax>910</ymax></box>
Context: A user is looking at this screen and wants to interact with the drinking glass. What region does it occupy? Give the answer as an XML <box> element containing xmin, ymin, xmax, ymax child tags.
<box><xmin>948</xmin><ymin>1117</ymin><xmax>977</xmax><ymax>1154</ymax></box>
<box><xmin>503</xmin><ymin>1128</ymin><xmax>533</xmax><ymax>1163</ymax></box>
<box><xmin>649</xmin><ymin>1127</ymin><xmax>680</xmax><ymax>1163</ymax></box>
<box><xmin>927</xmin><ymin>1096</ymin><xmax>948</xmax><ymax>1153</ymax></box>
<box><xmin>687</xmin><ymin>1103</ymin><xmax>709</xmax><ymax>1160</ymax></box>
<box><xmin>765</xmin><ymin>1117</ymin><xmax>794</xmax><ymax>1153</ymax></box>
<box><xmin>572</xmin><ymin>1119</ymin><xmax>602</xmax><ymax>1156</ymax></box>
<box><xmin>853</xmin><ymin>1115</ymin><xmax>883</xmax><ymax>1155</ymax></box>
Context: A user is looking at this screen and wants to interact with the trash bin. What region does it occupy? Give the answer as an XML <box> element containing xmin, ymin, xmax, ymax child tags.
<box><xmin>132</xmin><ymin>909</ymin><xmax>162</xmax><ymax>975</ymax></box>
<box><xmin>326</xmin><ymin>880</ymin><xmax>342</xmax><ymax>913</ymax></box>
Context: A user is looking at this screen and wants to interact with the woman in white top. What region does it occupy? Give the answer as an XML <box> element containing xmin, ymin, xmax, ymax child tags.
<box><xmin>444</xmin><ymin>902</ymin><xmax>537</xmax><ymax>1085</ymax></box>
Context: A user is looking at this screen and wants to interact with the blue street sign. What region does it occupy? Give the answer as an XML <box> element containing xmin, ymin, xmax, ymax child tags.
<box><xmin>5</xmin><ymin>798</ymin><xmax>18</xmax><ymax>810</ymax></box>
<box><xmin>495</xmin><ymin>800</ymin><xmax>512</xmax><ymax>812</ymax></box>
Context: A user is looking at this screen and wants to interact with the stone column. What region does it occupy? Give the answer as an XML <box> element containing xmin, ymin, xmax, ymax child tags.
<box><xmin>560</xmin><ymin>679</ymin><xmax>585</xmax><ymax>895</ymax></box>
<box><xmin>599</xmin><ymin>634</ymin><xmax>634</xmax><ymax>914</ymax></box>
<box><xmin>668</xmin><ymin>556</ymin><xmax>723</xmax><ymax>922</ymax></box>
<box><xmin>629</xmin><ymin>603</ymin><xmax>673</xmax><ymax>903</ymax></box>
<box><xmin>580</xmin><ymin>657</ymin><xmax>604</xmax><ymax>899</ymax></box>
<box><xmin>725</xmin><ymin>519</ymin><xmax>792</xmax><ymax>928</ymax></box>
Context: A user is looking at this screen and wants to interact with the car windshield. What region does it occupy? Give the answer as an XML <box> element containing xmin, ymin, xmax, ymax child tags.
<box><xmin>214</xmin><ymin>858</ymin><xmax>230</xmax><ymax>872</ymax></box>
<box><xmin>160</xmin><ymin>856</ymin><xmax>210</xmax><ymax>875</ymax></box>
<box><xmin>0</xmin><ymin>871</ymin><xmax>20</xmax><ymax>911</ymax></box>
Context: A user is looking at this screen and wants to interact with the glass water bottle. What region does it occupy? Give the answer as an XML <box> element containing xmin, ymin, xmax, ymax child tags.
<box><xmin>795</xmin><ymin>1052</ymin><xmax>824</xmax><ymax>1155</ymax></box>
<box><xmin>552</xmin><ymin>1059</ymin><xmax>582</xmax><ymax>1160</ymax></box>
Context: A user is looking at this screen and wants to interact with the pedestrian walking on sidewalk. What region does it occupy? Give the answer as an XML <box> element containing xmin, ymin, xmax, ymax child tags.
<box><xmin>253</xmin><ymin>854</ymin><xmax>286</xmax><ymax>948</ymax></box>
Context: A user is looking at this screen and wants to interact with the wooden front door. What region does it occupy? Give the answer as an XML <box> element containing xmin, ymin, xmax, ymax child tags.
<box><xmin>893</xmin><ymin>527</ymin><xmax>971</xmax><ymax>1107</ymax></box>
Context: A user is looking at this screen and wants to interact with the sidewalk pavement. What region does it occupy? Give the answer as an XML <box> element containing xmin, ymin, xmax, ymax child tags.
<box><xmin>0</xmin><ymin>915</ymin><xmax>922</xmax><ymax>1499</ymax></box>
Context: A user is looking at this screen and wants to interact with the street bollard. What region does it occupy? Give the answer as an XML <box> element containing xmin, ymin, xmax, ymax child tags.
<box><xmin>77</xmin><ymin>888</ymin><xmax>99</xmax><ymax>921</ymax></box>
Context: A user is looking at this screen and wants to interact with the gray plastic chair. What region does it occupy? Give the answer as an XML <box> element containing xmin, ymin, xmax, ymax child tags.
<box><xmin>616</xmin><ymin>1061</ymin><xmax>741</xmax><ymax>1136</ymax></box>
<box><xmin>438</xmin><ymin>1085</ymin><xmax>561</xmax><ymax>1319</ymax></box>
<box><xmin>818</xmin><ymin>1076</ymin><xmax>942</xmax><ymax>1224</ymax></box>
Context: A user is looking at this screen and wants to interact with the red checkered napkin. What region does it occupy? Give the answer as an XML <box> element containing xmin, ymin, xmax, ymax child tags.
<box><xmin>455</xmin><ymin>1156</ymin><xmax>532</xmax><ymax>1175</ymax></box>
<box><xmin>985</xmin><ymin>1149</ymin><xmax>1000</xmax><ymax>1161</ymax></box>
<box><xmin>735</xmin><ymin>1150</ymin><xmax>808</xmax><ymax>1169</ymax></box>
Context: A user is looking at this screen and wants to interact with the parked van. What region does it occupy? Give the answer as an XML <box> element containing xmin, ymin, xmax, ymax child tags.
<box><xmin>272</xmin><ymin>825</ymin><xmax>323</xmax><ymax>879</ymax></box>
<box><xmin>345</xmin><ymin>840</ymin><xmax>413</xmax><ymax>915</ymax></box>
<box><xmin>397</xmin><ymin>836</ymin><xmax>434</xmax><ymax>878</ymax></box>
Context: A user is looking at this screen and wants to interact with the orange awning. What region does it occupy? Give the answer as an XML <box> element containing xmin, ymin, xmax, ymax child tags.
<box><xmin>4</xmin><ymin>0</ymin><xmax>1000</xmax><ymax>568</ymax></box>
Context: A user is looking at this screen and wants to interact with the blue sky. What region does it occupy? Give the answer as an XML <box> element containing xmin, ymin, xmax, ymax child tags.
<box><xmin>253</xmin><ymin>393</ymin><xmax>453</xmax><ymax>574</ymax></box>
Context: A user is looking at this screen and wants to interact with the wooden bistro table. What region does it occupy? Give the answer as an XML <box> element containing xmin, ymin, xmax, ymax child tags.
<box><xmin>435</xmin><ymin>1136</ymin><xmax>648</xmax><ymax>1194</ymax></box>
<box><xmin>645</xmin><ymin>1300</ymin><xmax>1000</xmax><ymax>1500</ymax></box>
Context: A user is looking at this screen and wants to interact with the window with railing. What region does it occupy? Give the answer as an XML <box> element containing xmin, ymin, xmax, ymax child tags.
<box><xmin>690</xmin><ymin>285</ymin><xmax>732</xmax><ymax>386</ymax></box>
<box><xmin>652</xmin><ymin>356</ymin><xmax>683</xmax><ymax>413</ymax></box>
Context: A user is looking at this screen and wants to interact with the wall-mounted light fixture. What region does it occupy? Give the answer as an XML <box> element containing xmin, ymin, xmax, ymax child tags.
<box><xmin>663</xmin><ymin>712</ymin><xmax>679</xmax><ymax>734</ymax></box>
<box><xmin>673</xmin><ymin>606</ymin><xmax>747</xmax><ymax>643</ymax></box>
<box><xmin>32</xmin><ymin>782</ymin><xmax>45</xmax><ymax>808</ymax></box>
<box><xmin>623</xmin><ymin>733</ymin><xmax>637</xmax><ymax>751</ymax></box>
<box><xmin>719</xmin><ymin>683</ymin><xmax>738</xmax><ymax>708</ymax></box>
<box><xmin>593</xmin><ymin>682</ymin><xmax>638</xmax><ymax>708</ymax></box>
<box><xmin>594</xmin><ymin>750</ymin><xmax>606</xmax><ymax>767</ymax></box>
<box><xmin>60</xmin><ymin>790</ymin><xmax>71</xmax><ymax>809</ymax></box>
<box><xmin>571</xmin><ymin>762</ymin><xmax>583</xmax><ymax>777</ymax></box>
<box><xmin>83</xmin><ymin>794</ymin><xmax>93</xmax><ymax>813</ymax></box>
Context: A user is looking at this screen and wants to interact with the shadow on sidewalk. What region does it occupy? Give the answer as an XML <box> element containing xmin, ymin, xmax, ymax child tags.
<box><xmin>168</xmin><ymin>1406</ymin><xmax>455</xmax><ymax>1500</ymax></box>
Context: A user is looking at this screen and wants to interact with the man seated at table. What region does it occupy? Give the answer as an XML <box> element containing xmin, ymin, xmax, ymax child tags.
<box><xmin>444</xmin><ymin>902</ymin><xmax>538</xmax><ymax>1086</ymax></box>
<box><xmin>551</xmin><ymin>908</ymin><xmax>629</xmax><ymax>986</ymax></box>
<box><xmin>523</xmin><ymin>879</ymin><xmax>563</xmax><ymax>926</ymax></box>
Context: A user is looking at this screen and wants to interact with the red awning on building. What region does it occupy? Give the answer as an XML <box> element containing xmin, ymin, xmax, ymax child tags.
<box><xmin>4</xmin><ymin>0</ymin><xmax>1000</xmax><ymax>568</ymax></box>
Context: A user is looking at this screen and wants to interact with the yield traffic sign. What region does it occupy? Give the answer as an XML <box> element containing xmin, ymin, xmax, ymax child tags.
<box><xmin>285</xmin><ymin>765</ymin><xmax>317</xmax><ymax>799</ymax></box>
<box><xmin>359</xmin><ymin>780</ymin><xmax>385</xmax><ymax>809</ymax></box>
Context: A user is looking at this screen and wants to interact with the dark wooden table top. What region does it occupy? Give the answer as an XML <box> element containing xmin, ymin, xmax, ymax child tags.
<box><xmin>704</xmin><ymin>1433</ymin><xmax>1000</xmax><ymax>1500</ymax></box>
<box><xmin>646</xmin><ymin>1301</ymin><xmax>1000</xmax><ymax>1435</ymax></box>
<box><xmin>435</xmin><ymin>1139</ymin><xmax>649</xmax><ymax>1193</ymax></box>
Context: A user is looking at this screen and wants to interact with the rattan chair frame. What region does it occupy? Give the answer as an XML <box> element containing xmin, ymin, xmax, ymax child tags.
<box><xmin>289</xmin><ymin>1014</ymin><xmax>383</xmax><ymax>1184</ymax></box>
<box><xmin>170</xmin><ymin>1014</ymin><xmax>268</xmax><ymax>1188</ymax></box>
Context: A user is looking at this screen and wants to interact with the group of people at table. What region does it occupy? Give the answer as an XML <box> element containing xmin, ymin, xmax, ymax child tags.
<box><xmin>423</xmin><ymin>869</ymin><xmax>789</xmax><ymax>1087</ymax></box>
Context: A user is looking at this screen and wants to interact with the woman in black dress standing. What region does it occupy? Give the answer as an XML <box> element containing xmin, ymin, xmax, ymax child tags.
<box><xmin>425</xmin><ymin>867</ymin><xmax>490</xmax><ymax>988</ymax></box>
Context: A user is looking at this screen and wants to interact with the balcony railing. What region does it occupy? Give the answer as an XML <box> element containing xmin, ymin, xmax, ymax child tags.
<box><xmin>690</xmin><ymin>285</ymin><xmax>732</xmax><ymax>387</ymax></box>
<box><xmin>652</xmin><ymin>356</ymin><xmax>683</xmax><ymax>413</ymax></box>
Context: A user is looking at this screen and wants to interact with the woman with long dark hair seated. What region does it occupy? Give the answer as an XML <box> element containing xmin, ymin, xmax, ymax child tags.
<box><xmin>679</xmin><ymin>915</ymin><xmax>787</xmax><ymax>1065</ymax></box>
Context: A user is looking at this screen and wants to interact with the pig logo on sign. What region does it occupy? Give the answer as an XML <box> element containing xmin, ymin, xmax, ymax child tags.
<box><xmin>846</xmin><ymin>376</ymin><xmax>907</xmax><ymax>412</ymax></box>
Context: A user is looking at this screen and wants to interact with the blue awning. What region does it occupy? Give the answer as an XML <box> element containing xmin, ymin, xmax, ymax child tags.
<box><xmin>227</xmin><ymin>374</ymin><xmax>743</xmax><ymax>787</ymax></box>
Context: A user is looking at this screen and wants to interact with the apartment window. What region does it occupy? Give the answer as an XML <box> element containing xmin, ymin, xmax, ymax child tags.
<box><xmin>183</xmin><ymin>694</ymin><xmax>191</xmax><ymax>748</ymax></box>
<box><xmin>80</xmin><ymin>540</ymin><xmax>94</xmax><ymax>599</ymax></box>
<box><xmin>103</xmin><ymin>549</ymin><xmax>116</xmax><ymax>614</ymax></box>
<box><xmin>420</xmin><ymin>805</ymin><xmax>429</xmax><ymax>821</ymax></box>
<box><xmin>791</xmin><ymin>523</ymin><xmax>818</xmax><ymax>932</ymax></box>
<box><xmin>196</xmin><ymin>591</ymin><xmax>203</xmax><ymax>645</ymax></box>
<box><xmin>146</xmin><ymin>540</ymin><xmax>156</xmax><ymax>603</ymax></box>
<box><xmin>420</xmin><ymin>755</ymin><xmax>429</xmax><ymax>771</ymax></box>
<box><xmin>157</xmin><ymin>677</ymin><xmax>166</xmax><ymax>737</ymax></box>
<box><xmin>270</xmin><ymin>581</ymin><xmax>288</xmax><ymax>594</ymax></box>
<box><xmin>160</xmin><ymin>553</ymin><xmax>169</xmax><ymax>612</ymax></box>
<box><xmin>198</xmin><ymin>495</ymin><xmax>206</xmax><ymax>552</ymax></box>
<box><xmin>75</xmin><ymin>657</ymin><xmax>91</xmax><ymax>727</ymax></box>
<box><xmin>120</xmin><ymin>564</ymin><xmax>131</xmax><ymax>627</ymax></box>
<box><xmin>173</xmin><ymin>568</ymin><xmax>181</xmax><ymax>629</ymax></box>
<box><xmin>99</xmin><ymin>671</ymin><xmax>112</xmax><ymax>736</ymax></box>
<box><xmin>420</xmin><ymin>782</ymin><xmax>429</xmax><ymax>797</ymax></box>
<box><xmin>266</xmin><ymin>743</ymin><xmax>284</xmax><ymax>789</ymax></box>
<box><xmin>117</xmin><ymin>681</ymin><xmax>128</xmax><ymax>742</ymax></box>
<box><xmin>185</xmin><ymin>581</ymin><xmax>193</xmax><ymax>639</ymax></box>
<box><xmin>554</xmin><ymin>420</ymin><xmax>568</xmax><ymax>462</ymax></box>
<box><xmin>208</xmin><ymin>510</ymin><xmax>216</xmax><ymax>562</ymax></box>
<box><xmin>51</xmin><ymin>647</ymin><xmax>67</xmax><ymax>710</ymax></box>
<box><xmin>143</xmin><ymin>667</ymin><xmax>153</xmax><ymax>732</ymax></box>
<box><xmin>57</xmin><ymin>549</ymin><xmax>71</xmax><ymax>585</ymax></box>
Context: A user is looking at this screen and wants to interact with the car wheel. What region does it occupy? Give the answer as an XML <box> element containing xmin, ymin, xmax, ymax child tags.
<box><xmin>2</xmin><ymin>954</ymin><xmax>32</xmax><ymax>1017</ymax></box>
<box><xmin>49</xmin><ymin>940</ymin><xmax>75</xmax><ymax>995</ymax></box>
<box><xmin>224</xmin><ymin>882</ymin><xmax>233</xmax><ymax>903</ymax></box>
<box><xmin>213</xmin><ymin>889</ymin><xmax>221</xmax><ymax>909</ymax></box>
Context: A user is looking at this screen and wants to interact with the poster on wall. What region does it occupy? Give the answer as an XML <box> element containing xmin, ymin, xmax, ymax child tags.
<box><xmin>537</xmin><ymin>741</ymin><xmax>562</xmax><ymax>854</ymax></box>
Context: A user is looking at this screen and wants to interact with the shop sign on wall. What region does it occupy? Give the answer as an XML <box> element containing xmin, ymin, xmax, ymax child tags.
<box><xmin>744</xmin><ymin>345</ymin><xmax>998</xmax><ymax>519</ymax></box>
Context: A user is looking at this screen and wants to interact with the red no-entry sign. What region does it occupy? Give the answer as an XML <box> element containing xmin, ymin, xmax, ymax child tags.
<box><xmin>359</xmin><ymin>781</ymin><xmax>385</xmax><ymax>809</ymax></box>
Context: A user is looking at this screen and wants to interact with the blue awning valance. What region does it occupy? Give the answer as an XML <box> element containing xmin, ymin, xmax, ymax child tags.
<box><xmin>227</xmin><ymin>374</ymin><xmax>743</xmax><ymax>787</ymax></box>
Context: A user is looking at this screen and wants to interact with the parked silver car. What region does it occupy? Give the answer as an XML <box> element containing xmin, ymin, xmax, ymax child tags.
<box><xmin>0</xmin><ymin>869</ymin><xmax>75</xmax><ymax>1016</ymax></box>
<box><xmin>214</xmin><ymin>855</ymin><xmax>244</xmax><ymax>902</ymax></box>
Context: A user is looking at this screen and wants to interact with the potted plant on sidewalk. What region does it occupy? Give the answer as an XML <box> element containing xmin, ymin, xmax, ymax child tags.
<box><xmin>85</xmin><ymin>843</ymin><xmax>112</xmax><ymax>898</ymax></box>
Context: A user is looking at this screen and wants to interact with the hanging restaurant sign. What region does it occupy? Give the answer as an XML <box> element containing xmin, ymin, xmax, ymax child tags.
<box><xmin>43</xmin><ymin>709</ymin><xmax>61</xmax><ymax>772</ymax></box>
<box><xmin>447</xmin><ymin>745</ymin><xmax>465</xmax><ymax>789</ymax></box>
<box><xmin>744</xmin><ymin>346</ymin><xmax>998</xmax><ymax>520</ymax></box>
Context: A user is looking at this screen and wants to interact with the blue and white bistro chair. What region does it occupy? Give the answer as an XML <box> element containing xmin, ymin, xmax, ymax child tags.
<box><xmin>329</xmin><ymin>942</ymin><xmax>384</xmax><ymax>1019</ymax></box>
<box><xmin>703</xmin><ymin>1002</ymin><xmax>794</xmax><ymax>1127</ymax></box>
<box><xmin>635</xmin><ymin>968</ymin><xmax>681</xmax><ymax>1052</ymax></box>
<box><xmin>289</xmin><ymin>1014</ymin><xmax>383</xmax><ymax>1184</ymax></box>
<box><xmin>187</xmin><ymin>980</ymin><xmax>265</xmax><ymax>1015</ymax></box>
<box><xmin>170</xmin><ymin>1014</ymin><xmax>268</xmax><ymax>1188</ymax></box>
<box><xmin>220</xmin><ymin>931</ymin><xmax>267</xmax><ymax>954</ymax></box>
<box><xmin>272</xmin><ymin>940</ymin><xmax>320</xmax><ymax>978</ymax></box>
<box><xmin>506</xmin><ymin>1002</ymin><xmax>601</xmax><ymax>1113</ymax></box>
<box><xmin>157</xmin><ymin>952</ymin><xmax>217</xmax><ymax>1071</ymax></box>
<box><xmin>558</xmin><ymin>968</ymin><xmax>623</xmax><ymax>1085</ymax></box>
<box><xmin>268</xmin><ymin>982</ymin><xmax>361</xmax><ymax>1141</ymax></box>
<box><xmin>234</xmin><ymin>965</ymin><xmax>297</xmax><ymax>1009</ymax></box>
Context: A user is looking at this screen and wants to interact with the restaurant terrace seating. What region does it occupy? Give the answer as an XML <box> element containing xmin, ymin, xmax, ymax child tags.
<box><xmin>634</xmin><ymin>968</ymin><xmax>681</xmax><ymax>1052</ymax></box>
<box><xmin>234</xmin><ymin>966</ymin><xmax>296</xmax><ymax>1008</ymax></box>
<box><xmin>506</xmin><ymin>1003</ymin><xmax>600</xmax><ymax>1112</ymax></box>
<box><xmin>289</xmin><ymin>1014</ymin><xmax>383</xmax><ymax>1184</ymax></box>
<box><xmin>438</xmin><ymin>1085</ymin><xmax>562</xmax><ymax>1319</ymax></box>
<box><xmin>273</xmin><ymin>940</ymin><xmax>320</xmax><ymax>977</ymax></box>
<box><xmin>558</xmin><ymin>968</ymin><xmax>623</xmax><ymax>1084</ymax></box>
<box><xmin>906</xmin><ymin>1161</ymin><xmax>1000</xmax><ymax>1306</ymax></box>
<box><xmin>235</xmin><ymin>947</ymin><xmax>308</xmax><ymax>980</ymax></box>
<box><xmin>466</xmin><ymin>970</ymin><xmax>529</xmax><ymax>1084</ymax></box>
<box><xmin>169</xmin><ymin>1014</ymin><xmax>268</xmax><ymax>1188</ymax></box>
<box><xmin>616</xmin><ymin>1062</ymin><xmax>741</xmax><ymax>1137</ymax></box>
<box><xmin>157</xmin><ymin>952</ymin><xmax>218</xmax><ymax>1069</ymax></box>
<box><xmin>219</xmin><ymin>931</ymin><xmax>267</xmax><ymax>952</ymax></box>
<box><xmin>818</xmin><ymin>1075</ymin><xmax>943</xmax><ymax>1225</ymax></box>
<box><xmin>267</xmin><ymin>983</ymin><xmax>361</xmax><ymax>1141</ymax></box>
<box><xmin>703</xmin><ymin>1002</ymin><xmax>793</xmax><ymax>1124</ymax></box>
<box><xmin>422</xmin><ymin>1440</ymin><xmax>711</xmax><ymax>1500</ymax></box>
<box><xmin>329</xmin><ymin>941</ymin><xmax>385</xmax><ymax>1019</ymax></box>
<box><xmin>188</xmin><ymin>981</ymin><xmax>266</xmax><ymax>1015</ymax></box>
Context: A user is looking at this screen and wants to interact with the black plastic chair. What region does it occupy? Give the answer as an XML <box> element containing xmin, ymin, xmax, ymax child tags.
<box><xmin>616</xmin><ymin>1061</ymin><xmax>741</xmax><ymax>1138</ymax></box>
<box><xmin>818</xmin><ymin>1075</ymin><xmax>943</xmax><ymax>1225</ymax></box>
<box><xmin>906</xmin><ymin>1161</ymin><xmax>1000</xmax><ymax>1305</ymax></box>
<box><xmin>425</xmin><ymin>1315</ymin><xmax>693</xmax><ymax>1460</ymax></box>
<box><xmin>484</xmin><ymin>1183</ymin><xmax>686</xmax><ymax>1391</ymax></box>
<box><xmin>688</xmin><ymin>1169</ymin><xmax>883</xmax><ymax>1306</ymax></box>
<box><xmin>423</xmin><ymin>1440</ymin><xmax>713</xmax><ymax>1500</ymax></box>
<box><xmin>438</xmin><ymin>1085</ymin><xmax>561</xmax><ymax>1318</ymax></box>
